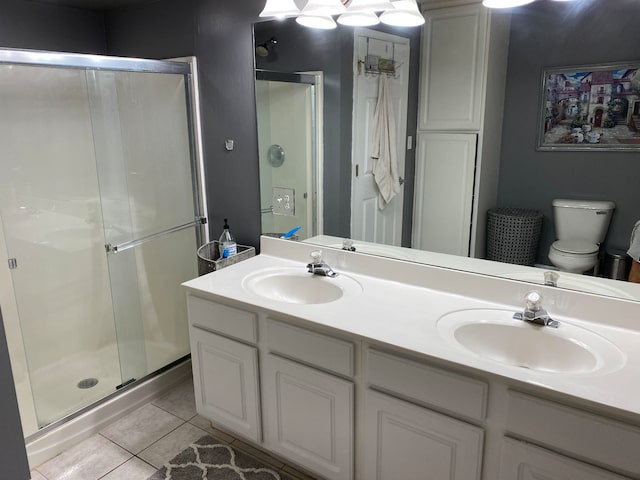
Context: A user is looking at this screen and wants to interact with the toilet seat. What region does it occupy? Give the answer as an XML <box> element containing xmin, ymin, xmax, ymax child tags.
<box><xmin>548</xmin><ymin>240</ymin><xmax>599</xmax><ymax>273</ymax></box>
<box><xmin>551</xmin><ymin>240</ymin><xmax>599</xmax><ymax>255</ymax></box>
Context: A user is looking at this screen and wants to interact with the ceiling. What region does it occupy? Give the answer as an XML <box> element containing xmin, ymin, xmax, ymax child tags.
<box><xmin>26</xmin><ymin>0</ymin><xmax>153</xmax><ymax>10</ymax></box>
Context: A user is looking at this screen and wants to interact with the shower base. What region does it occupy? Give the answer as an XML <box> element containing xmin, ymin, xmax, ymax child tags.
<box><xmin>26</xmin><ymin>358</ymin><xmax>191</xmax><ymax>469</ymax></box>
<box><xmin>30</xmin><ymin>344</ymin><xmax>122</xmax><ymax>428</ymax></box>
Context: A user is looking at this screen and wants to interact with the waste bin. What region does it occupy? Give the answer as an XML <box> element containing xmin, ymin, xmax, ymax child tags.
<box><xmin>602</xmin><ymin>249</ymin><xmax>631</xmax><ymax>280</ymax></box>
<box><xmin>486</xmin><ymin>208</ymin><xmax>544</xmax><ymax>266</ymax></box>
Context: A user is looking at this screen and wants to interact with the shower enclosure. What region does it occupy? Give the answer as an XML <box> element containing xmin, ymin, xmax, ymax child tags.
<box><xmin>0</xmin><ymin>49</ymin><xmax>205</xmax><ymax>437</ymax></box>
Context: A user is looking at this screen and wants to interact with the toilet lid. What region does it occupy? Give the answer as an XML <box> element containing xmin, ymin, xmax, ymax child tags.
<box><xmin>552</xmin><ymin>240</ymin><xmax>599</xmax><ymax>255</ymax></box>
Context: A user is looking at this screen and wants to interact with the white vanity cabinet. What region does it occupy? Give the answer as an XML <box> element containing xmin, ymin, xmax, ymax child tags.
<box><xmin>262</xmin><ymin>354</ymin><xmax>354</xmax><ymax>480</ymax></box>
<box><xmin>187</xmin><ymin>295</ymin><xmax>261</xmax><ymax>442</ymax></box>
<box><xmin>185</xmin><ymin>275</ymin><xmax>640</xmax><ymax>480</ymax></box>
<box><xmin>261</xmin><ymin>318</ymin><xmax>355</xmax><ymax>480</ymax></box>
<box><xmin>189</xmin><ymin>327</ymin><xmax>261</xmax><ymax>442</ymax></box>
<box><xmin>413</xmin><ymin>2</ymin><xmax>510</xmax><ymax>257</ymax></box>
<box><xmin>187</xmin><ymin>295</ymin><xmax>355</xmax><ymax>480</ymax></box>
<box><xmin>364</xmin><ymin>348</ymin><xmax>486</xmax><ymax>480</ymax></box>
<box><xmin>499</xmin><ymin>438</ymin><xmax>632</xmax><ymax>480</ymax></box>
<box><xmin>365</xmin><ymin>390</ymin><xmax>484</xmax><ymax>480</ymax></box>
<box><xmin>502</xmin><ymin>391</ymin><xmax>640</xmax><ymax>479</ymax></box>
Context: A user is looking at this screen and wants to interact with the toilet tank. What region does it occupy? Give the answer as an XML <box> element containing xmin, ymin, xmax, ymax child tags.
<box><xmin>552</xmin><ymin>199</ymin><xmax>616</xmax><ymax>243</ymax></box>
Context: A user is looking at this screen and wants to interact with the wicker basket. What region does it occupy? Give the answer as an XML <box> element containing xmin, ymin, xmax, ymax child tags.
<box><xmin>486</xmin><ymin>208</ymin><xmax>543</xmax><ymax>265</ymax></box>
<box><xmin>197</xmin><ymin>241</ymin><xmax>256</xmax><ymax>276</ymax></box>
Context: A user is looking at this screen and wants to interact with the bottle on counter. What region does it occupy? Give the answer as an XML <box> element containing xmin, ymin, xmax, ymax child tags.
<box><xmin>218</xmin><ymin>218</ymin><xmax>237</xmax><ymax>259</ymax></box>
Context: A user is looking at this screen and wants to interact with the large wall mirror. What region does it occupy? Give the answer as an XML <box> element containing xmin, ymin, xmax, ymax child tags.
<box><xmin>253</xmin><ymin>0</ymin><xmax>640</xmax><ymax>302</ymax></box>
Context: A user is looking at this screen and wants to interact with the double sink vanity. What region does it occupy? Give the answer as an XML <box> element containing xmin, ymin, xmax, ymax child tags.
<box><xmin>183</xmin><ymin>236</ymin><xmax>640</xmax><ymax>480</ymax></box>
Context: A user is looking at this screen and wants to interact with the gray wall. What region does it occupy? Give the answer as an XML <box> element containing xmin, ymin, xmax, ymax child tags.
<box><xmin>0</xmin><ymin>310</ymin><xmax>30</xmax><ymax>479</ymax></box>
<box><xmin>0</xmin><ymin>0</ymin><xmax>106</xmax><ymax>53</ymax></box>
<box><xmin>498</xmin><ymin>0</ymin><xmax>640</xmax><ymax>264</ymax></box>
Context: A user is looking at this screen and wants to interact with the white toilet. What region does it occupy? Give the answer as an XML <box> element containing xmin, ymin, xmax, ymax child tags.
<box><xmin>548</xmin><ymin>199</ymin><xmax>616</xmax><ymax>274</ymax></box>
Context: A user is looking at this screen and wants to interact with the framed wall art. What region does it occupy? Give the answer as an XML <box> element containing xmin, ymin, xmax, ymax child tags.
<box><xmin>538</xmin><ymin>62</ymin><xmax>640</xmax><ymax>151</ymax></box>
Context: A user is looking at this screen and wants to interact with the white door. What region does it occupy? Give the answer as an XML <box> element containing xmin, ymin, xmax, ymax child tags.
<box><xmin>365</xmin><ymin>390</ymin><xmax>484</xmax><ymax>480</ymax></box>
<box><xmin>412</xmin><ymin>132</ymin><xmax>477</xmax><ymax>256</ymax></box>
<box><xmin>351</xmin><ymin>29</ymin><xmax>410</xmax><ymax>246</ymax></box>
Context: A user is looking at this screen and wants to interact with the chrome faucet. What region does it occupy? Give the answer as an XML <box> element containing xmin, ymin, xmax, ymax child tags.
<box><xmin>307</xmin><ymin>250</ymin><xmax>338</xmax><ymax>278</ymax></box>
<box><xmin>513</xmin><ymin>291</ymin><xmax>559</xmax><ymax>328</ymax></box>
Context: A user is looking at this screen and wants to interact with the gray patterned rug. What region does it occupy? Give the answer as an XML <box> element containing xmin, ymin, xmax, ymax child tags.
<box><xmin>148</xmin><ymin>435</ymin><xmax>284</xmax><ymax>480</ymax></box>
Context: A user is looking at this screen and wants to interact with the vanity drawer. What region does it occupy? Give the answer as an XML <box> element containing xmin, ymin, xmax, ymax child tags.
<box><xmin>367</xmin><ymin>349</ymin><xmax>488</xmax><ymax>421</ymax></box>
<box><xmin>506</xmin><ymin>390</ymin><xmax>640</xmax><ymax>475</ymax></box>
<box><xmin>266</xmin><ymin>318</ymin><xmax>355</xmax><ymax>377</ymax></box>
<box><xmin>187</xmin><ymin>295</ymin><xmax>258</xmax><ymax>344</ymax></box>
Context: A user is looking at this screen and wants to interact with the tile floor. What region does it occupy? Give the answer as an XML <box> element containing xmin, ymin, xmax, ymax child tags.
<box><xmin>30</xmin><ymin>376</ymin><xmax>317</xmax><ymax>480</ymax></box>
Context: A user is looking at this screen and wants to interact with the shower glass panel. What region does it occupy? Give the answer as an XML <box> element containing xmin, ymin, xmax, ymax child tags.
<box><xmin>0</xmin><ymin>65</ymin><xmax>121</xmax><ymax>427</ymax></box>
<box><xmin>0</xmin><ymin>52</ymin><xmax>203</xmax><ymax>431</ymax></box>
<box><xmin>255</xmin><ymin>72</ymin><xmax>319</xmax><ymax>240</ymax></box>
<box><xmin>87</xmin><ymin>70</ymin><xmax>197</xmax><ymax>384</ymax></box>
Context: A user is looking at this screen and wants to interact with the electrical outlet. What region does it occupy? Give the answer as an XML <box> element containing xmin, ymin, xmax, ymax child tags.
<box><xmin>272</xmin><ymin>187</ymin><xmax>295</xmax><ymax>216</ymax></box>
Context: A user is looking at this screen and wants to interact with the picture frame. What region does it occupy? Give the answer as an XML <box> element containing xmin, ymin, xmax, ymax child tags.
<box><xmin>537</xmin><ymin>62</ymin><xmax>640</xmax><ymax>151</ymax></box>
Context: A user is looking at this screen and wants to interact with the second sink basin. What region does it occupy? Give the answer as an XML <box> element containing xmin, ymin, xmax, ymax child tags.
<box><xmin>242</xmin><ymin>267</ymin><xmax>362</xmax><ymax>305</ymax></box>
<box><xmin>437</xmin><ymin>309</ymin><xmax>625</xmax><ymax>375</ymax></box>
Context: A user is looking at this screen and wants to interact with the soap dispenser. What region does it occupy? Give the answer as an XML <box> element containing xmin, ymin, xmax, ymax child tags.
<box><xmin>218</xmin><ymin>218</ymin><xmax>237</xmax><ymax>259</ymax></box>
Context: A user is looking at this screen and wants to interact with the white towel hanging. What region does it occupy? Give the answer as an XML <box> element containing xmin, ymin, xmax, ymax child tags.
<box><xmin>370</xmin><ymin>74</ymin><xmax>400</xmax><ymax>210</ymax></box>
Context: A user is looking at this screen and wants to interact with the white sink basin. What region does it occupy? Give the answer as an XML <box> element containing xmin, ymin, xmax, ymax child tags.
<box><xmin>437</xmin><ymin>309</ymin><xmax>625</xmax><ymax>374</ymax></box>
<box><xmin>242</xmin><ymin>268</ymin><xmax>362</xmax><ymax>305</ymax></box>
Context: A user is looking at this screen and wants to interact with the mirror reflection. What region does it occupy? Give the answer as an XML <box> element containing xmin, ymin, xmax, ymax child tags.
<box><xmin>254</xmin><ymin>0</ymin><xmax>640</xmax><ymax>302</ymax></box>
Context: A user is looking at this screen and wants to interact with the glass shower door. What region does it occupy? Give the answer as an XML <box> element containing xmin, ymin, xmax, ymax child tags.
<box><xmin>0</xmin><ymin>64</ymin><xmax>122</xmax><ymax>428</ymax></box>
<box><xmin>87</xmin><ymin>69</ymin><xmax>200</xmax><ymax>384</ymax></box>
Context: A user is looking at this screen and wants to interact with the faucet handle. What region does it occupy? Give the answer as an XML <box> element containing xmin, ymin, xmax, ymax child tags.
<box><xmin>310</xmin><ymin>250</ymin><xmax>323</xmax><ymax>264</ymax></box>
<box><xmin>525</xmin><ymin>291</ymin><xmax>543</xmax><ymax>312</ymax></box>
<box><xmin>544</xmin><ymin>271</ymin><xmax>559</xmax><ymax>287</ymax></box>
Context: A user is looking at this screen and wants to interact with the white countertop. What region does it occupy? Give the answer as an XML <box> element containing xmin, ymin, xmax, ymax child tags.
<box><xmin>184</xmin><ymin>237</ymin><xmax>640</xmax><ymax>417</ymax></box>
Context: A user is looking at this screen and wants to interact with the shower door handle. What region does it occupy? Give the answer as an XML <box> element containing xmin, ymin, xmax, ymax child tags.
<box><xmin>105</xmin><ymin>216</ymin><xmax>207</xmax><ymax>254</ymax></box>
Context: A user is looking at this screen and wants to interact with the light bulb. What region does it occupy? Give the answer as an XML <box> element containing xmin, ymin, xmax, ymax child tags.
<box><xmin>345</xmin><ymin>0</ymin><xmax>394</xmax><ymax>12</ymax></box>
<box><xmin>296</xmin><ymin>14</ymin><xmax>338</xmax><ymax>29</ymax></box>
<box><xmin>301</xmin><ymin>0</ymin><xmax>347</xmax><ymax>16</ymax></box>
<box><xmin>259</xmin><ymin>0</ymin><xmax>301</xmax><ymax>18</ymax></box>
<box><xmin>379</xmin><ymin>0</ymin><xmax>424</xmax><ymax>27</ymax></box>
<box><xmin>338</xmin><ymin>11</ymin><xmax>381</xmax><ymax>26</ymax></box>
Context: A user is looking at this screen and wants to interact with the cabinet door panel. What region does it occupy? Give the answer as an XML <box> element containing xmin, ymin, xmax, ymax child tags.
<box><xmin>263</xmin><ymin>354</ymin><xmax>354</xmax><ymax>480</ymax></box>
<box><xmin>190</xmin><ymin>327</ymin><xmax>261</xmax><ymax>442</ymax></box>
<box><xmin>419</xmin><ymin>4</ymin><xmax>487</xmax><ymax>130</ymax></box>
<box><xmin>499</xmin><ymin>438</ymin><xmax>631</xmax><ymax>480</ymax></box>
<box><xmin>412</xmin><ymin>132</ymin><xmax>477</xmax><ymax>256</ymax></box>
<box><xmin>365</xmin><ymin>390</ymin><xmax>484</xmax><ymax>480</ymax></box>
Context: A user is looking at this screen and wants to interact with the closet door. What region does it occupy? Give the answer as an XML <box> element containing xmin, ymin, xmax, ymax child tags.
<box><xmin>418</xmin><ymin>4</ymin><xmax>488</xmax><ymax>131</ymax></box>
<box><xmin>412</xmin><ymin>132</ymin><xmax>476</xmax><ymax>256</ymax></box>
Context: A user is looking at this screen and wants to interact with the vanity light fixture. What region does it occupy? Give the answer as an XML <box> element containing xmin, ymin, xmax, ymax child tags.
<box><xmin>379</xmin><ymin>0</ymin><xmax>425</xmax><ymax>27</ymax></box>
<box><xmin>296</xmin><ymin>14</ymin><xmax>338</xmax><ymax>29</ymax></box>
<box><xmin>337</xmin><ymin>11</ymin><xmax>380</xmax><ymax>26</ymax></box>
<box><xmin>482</xmin><ymin>0</ymin><xmax>535</xmax><ymax>7</ymax></box>
<box><xmin>337</xmin><ymin>0</ymin><xmax>393</xmax><ymax>26</ymax></box>
<box><xmin>261</xmin><ymin>0</ymin><xmax>425</xmax><ymax>29</ymax></box>
<box><xmin>259</xmin><ymin>0</ymin><xmax>301</xmax><ymax>18</ymax></box>
<box><xmin>301</xmin><ymin>0</ymin><xmax>347</xmax><ymax>16</ymax></box>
